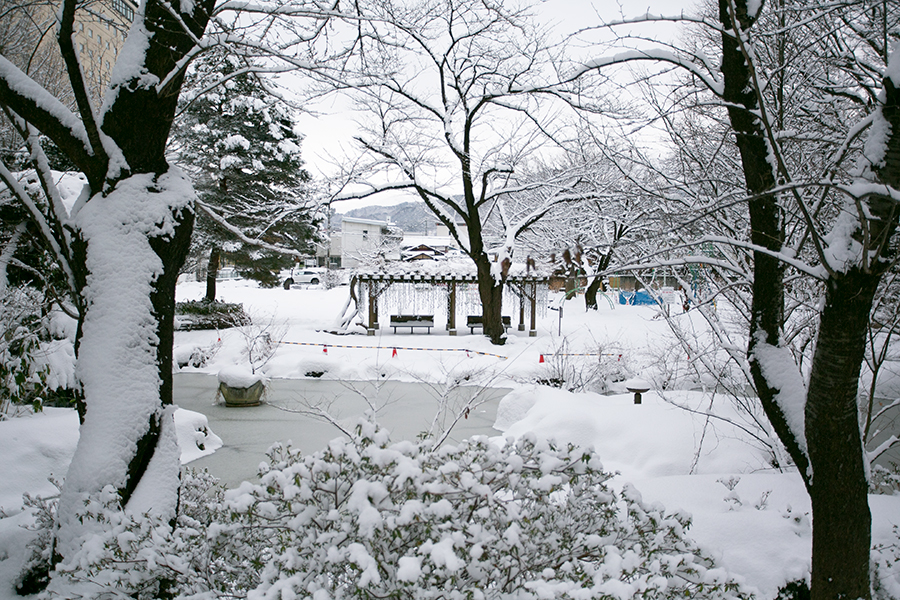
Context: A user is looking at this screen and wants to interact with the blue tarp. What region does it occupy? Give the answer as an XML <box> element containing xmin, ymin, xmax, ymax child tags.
<box><xmin>618</xmin><ymin>290</ymin><xmax>659</xmax><ymax>306</ymax></box>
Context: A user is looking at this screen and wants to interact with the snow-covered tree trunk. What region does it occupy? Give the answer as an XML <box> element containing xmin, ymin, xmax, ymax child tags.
<box><xmin>718</xmin><ymin>2</ymin><xmax>899</xmax><ymax>598</ymax></box>
<box><xmin>474</xmin><ymin>254</ymin><xmax>506</xmax><ymax>344</ymax></box>
<box><xmin>55</xmin><ymin>172</ymin><xmax>195</xmax><ymax>564</ymax></box>
<box><xmin>717</xmin><ymin>0</ymin><xmax>807</xmax><ymax>476</ymax></box>
<box><xmin>0</xmin><ymin>0</ymin><xmax>212</xmax><ymax>586</ymax></box>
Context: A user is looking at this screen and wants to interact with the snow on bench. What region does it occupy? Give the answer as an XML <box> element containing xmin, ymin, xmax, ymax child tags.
<box><xmin>466</xmin><ymin>315</ymin><xmax>511</xmax><ymax>334</ymax></box>
<box><xmin>390</xmin><ymin>314</ymin><xmax>435</xmax><ymax>334</ymax></box>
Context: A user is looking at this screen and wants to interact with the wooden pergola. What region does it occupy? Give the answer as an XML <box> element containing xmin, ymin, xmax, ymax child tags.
<box><xmin>356</xmin><ymin>273</ymin><xmax>549</xmax><ymax>337</ymax></box>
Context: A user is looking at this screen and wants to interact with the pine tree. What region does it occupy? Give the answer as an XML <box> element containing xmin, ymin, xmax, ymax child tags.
<box><xmin>172</xmin><ymin>53</ymin><xmax>318</xmax><ymax>300</ymax></box>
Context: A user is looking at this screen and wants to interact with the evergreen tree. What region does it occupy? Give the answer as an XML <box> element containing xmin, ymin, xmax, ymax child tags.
<box><xmin>172</xmin><ymin>53</ymin><xmax>319</xmax><ymax>300</ymax></box>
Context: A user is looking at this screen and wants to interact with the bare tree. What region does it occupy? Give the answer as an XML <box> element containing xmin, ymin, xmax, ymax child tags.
<box><xmin>563</xmin><ymin>1</ymin><xmax>900</xmax><ymax>597</ymax></box>
<box><xmin>321</xmin><ymin>0</ymin><xmax>602</xmax><ymax>344</ymax></box>
<box><xmin>518</xmin><ymin>148</ymin><xmax>666</xmax><ymax>310</ymax></box>
<box><xmin>0</xmin><ymin>0</ymin><xmax>348</xmax><ymax>589</ymax></box>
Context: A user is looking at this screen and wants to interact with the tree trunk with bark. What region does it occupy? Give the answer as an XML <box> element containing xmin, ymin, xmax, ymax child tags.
<box><xmin>584</xmin><ymin>276</ymin><xmax>602</xmax><ymax>310</ymax></box>
<box><xmin>584</xmin><ymin>251</ymin><xmax>612</xmax><ymax>311</ymax></box>
<box><xmin>0</xmin><ymin>0</ymin><xmax>213</xmax><ymax>585</ymax></box>
<box><xmin>474</xmin><ymin>254</ymin><xmax>506</xmax><ymax>344</ymax></box>
<box><xmin>806</xmin><ymin>270</ymin><xmax>878</xmax><ymax>600</ymax></box>
<box><xmin>205</xmin><ymin>246</ymin><xmax>220</xmax><ymax>302</ymax></box>
<box><xmin>716</xmin><ymin>1</ymin><xmax>900</xmax><ymax>598</ymax></box>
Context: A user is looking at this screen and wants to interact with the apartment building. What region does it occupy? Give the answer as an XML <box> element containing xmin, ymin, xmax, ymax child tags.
<box><xmin>70</xmin><ymin>0</ymin><xmax>139</xmax><ymax>102</ymax></box>
<box><xmin>2</xmin><ymin>0</ymin><xmax>137</xmax><ymax>107</ymax></box>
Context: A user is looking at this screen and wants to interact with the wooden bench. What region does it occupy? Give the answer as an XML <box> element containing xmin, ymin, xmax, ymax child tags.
<box><xmin>467</xmin><ymin>315</ymin><xmax>511</xmax><ymax>334</ymax></box>
<box><xmin>390</xmin><ymin>314</ymin><xmax>434</xmax><ymax>334</ymax></box>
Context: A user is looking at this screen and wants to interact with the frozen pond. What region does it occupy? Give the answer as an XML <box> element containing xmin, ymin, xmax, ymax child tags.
<box><xmin>174</xmin><ymin>372</ymin><xmax>511</xmax><ymax>487</ymax></box>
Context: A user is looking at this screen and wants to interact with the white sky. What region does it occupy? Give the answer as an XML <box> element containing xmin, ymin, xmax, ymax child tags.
<box><xmin>291</xmin><ymin>0</ymin><xmax>688</xmax><ymax>210</ymax></box>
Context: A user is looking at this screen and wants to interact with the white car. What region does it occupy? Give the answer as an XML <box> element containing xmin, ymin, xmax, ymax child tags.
<box><xmin>284</xmin><ymin>269</ymin><xmax>323</xmax><ymax>286</ymax></box>
<box><xmin>216</xmin><ymin>267</ymin><xmax>241</xmax><ymax>281</ymax></box>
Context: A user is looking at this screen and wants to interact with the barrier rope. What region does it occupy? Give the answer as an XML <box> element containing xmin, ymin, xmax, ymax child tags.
<box><xmin>278</xmin><ymin>340</ymin><xmax>508</xmax><ymax>360</ymax></box>
<box><xmin>539</xmin><ymin>352</ymin><xmax>622</xmax><ymax>364</ymax></box>
<box><xmin>547</xmin><ymin>353</ymin><xmax>623</xmax><ymax>358</ymax></box>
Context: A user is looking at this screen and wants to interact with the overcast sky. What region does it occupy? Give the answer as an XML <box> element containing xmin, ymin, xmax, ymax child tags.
<box><xmin>293</xmin><ymin>0</ymin><xmax>686</xmax><ymax>211</ymax></box>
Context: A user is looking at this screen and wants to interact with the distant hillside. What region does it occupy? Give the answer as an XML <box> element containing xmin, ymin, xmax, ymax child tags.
<box><xmin>339</xmin><ymin>202</ymin><xmax>436</xmax><ymax>233</ymax></box>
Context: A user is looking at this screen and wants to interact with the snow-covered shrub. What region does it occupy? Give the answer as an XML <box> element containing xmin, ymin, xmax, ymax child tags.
<box><xmin>235</xmin><ymin>310</ymin><xmax>287</xmax><ymax>374</ymax></box>
<box><xmin>42</xmin><ymin>422</ymin><xmax>750</xmax><ymax>599</ymax></box>
<box><xmin>324</xmin><ymin>268</ymin><xmax>344</xmax><ymax>289</ymax></box>
<box><xmin>15</xmin><ymin>486</ymin><xmax>60</xmax><ymax>595</ymax></box>
<box><xmin>536</xmin><ymin>336</ymin><xmax>628</xmax><ymax>393</ymax></box>
<box><xmin>870</xmin><ymin>463</ymin><xmax>900</xmax><ymax>495</ymax></box>
<box><xmin>872</xmin><ymin>525</ymin><xmax>900</xmax><ymax>600</ymax></box>
<box><xmin>0</xmin><ymin>287</ymin><xmax>77</xmax><ymax>416</ymax></box>
<box><xmin>174</xmin><ymin>299</ymin><xmax>249</xmax><ymax>330</ymax></box>
<box><xmin>234</xmin><ymin>426</ymin><xmax>750</xmax><ymax>600</ymax></box>
<box><xmin>0</xmin><ymin>288</ymin><xmax>47</xmax><ymax>415</ymax></box>
<box><xmin>38</xmin><ymin>475</ymin><xmax>222</xmax><ymax>599</ymax></box>
<box><xmin>174</xmin><ymin>339</ymin><xmax>222</xmax><ymax>369</ymax></box>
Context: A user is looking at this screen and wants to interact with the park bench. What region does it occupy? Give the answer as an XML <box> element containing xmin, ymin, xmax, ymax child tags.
<box><xmin>390</xmin><ymin>314</ymin><xmax>435</xmax><ymax>334</ymax></box>
<box><xmin>467</xmin><ymin>315</ymin><xmax>511</xmax><ymax>334</ymax></box>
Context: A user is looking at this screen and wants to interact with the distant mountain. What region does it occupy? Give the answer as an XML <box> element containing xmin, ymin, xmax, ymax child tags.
<box><xmin>339</xmin><ymin>202</ymin><xmax>436</xmax><ymax>233</ymax></box>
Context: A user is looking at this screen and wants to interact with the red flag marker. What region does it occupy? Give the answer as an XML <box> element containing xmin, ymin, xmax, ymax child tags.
<box><xmin>323</xmin><ymin>346</ymin><xmax>328</xmax><ymax>354</ymax></box>
<box><xmin>539</xmin><ymin>354</ymin><xmax>544</xmax><ymax>363</ymax></box>
<box><xmin>392</xmin><ymin>347</ymin><xmax>398</xmax><ymax>358</ymax></box>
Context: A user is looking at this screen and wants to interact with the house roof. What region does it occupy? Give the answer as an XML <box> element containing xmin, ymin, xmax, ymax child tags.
<box><xmin>341</xmin><ymin>216</ymin><xmax>391</xmax><ymax>227</ymax></box>
<box><xmin>405</xmin><ymin>244</ymin><xmax>445</xmax><ymax>254</ymax></box>
<box><xmin>405</xmin><ymin>253</ymin><xmax>440</xmax><ymax>262</ymax></box>
<box><xmin>402</xmin><ymin>235</ymin><xmax>457</xmax><ymax>248</ymax></box>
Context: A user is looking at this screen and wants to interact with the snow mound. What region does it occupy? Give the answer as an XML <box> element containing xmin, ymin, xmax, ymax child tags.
<box><xmin>174</xmin><ymin>408</ymin><xmax>223</xmax><ymax>464</ymax></box>
<box><xmin>496</xmin><ymin>387</ymin><xmax>771</xmax><ymax>479</ymax></box>
<box><xmin>217</xmin><ymin>365</ymin><xmax>267</xmax><ymax>388</ymax></box>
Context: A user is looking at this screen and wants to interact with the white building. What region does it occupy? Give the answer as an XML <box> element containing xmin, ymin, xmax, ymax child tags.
<box><xmin>434</xmin><ymin>219</ymin><xmax>470</xmax><ymax>250</ymax></box>
<box><xmin>317</xmin><ymin>217</ymin><xmax>401</xmax><ymax>268</ymax></box>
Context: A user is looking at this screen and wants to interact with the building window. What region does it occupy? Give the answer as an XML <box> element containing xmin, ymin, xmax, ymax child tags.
<box><xmin>105</xmin><ymin>60</ymin><xmax>110</xmax><ymax>70</ymax></box>
<box><xmin>112</xmin><ymin>0</ymin><xmax>135</xmax><ymax>22</ymax></box>
<box><xmin>97</xmin><ymin>35</ymin><xmax>102</xmax><ymax>46</ymax></box>
<box><xmin>79</xmin><ymin>22</ymin><xmax>84</xmax><ymax>31</ymax></box>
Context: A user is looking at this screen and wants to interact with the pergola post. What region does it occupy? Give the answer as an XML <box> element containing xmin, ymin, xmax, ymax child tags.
<box><xmin>518</xmin><ymin>288</ymin><xmax>526</xmax><ymax>331</ymax></box>
<box><xmin>529</xmin><ymin>281</ymin><xmax>537</xmax><ymax>337</ymax></box>
<box><xmin>448</xmin><ymin>281</ymin><xmax>457</xmax><ymax>335</ymax></box>
<box><xmin>367</xmin><ymin>279</ymin><xmax>377</xmax><ymax>335</ymax></box>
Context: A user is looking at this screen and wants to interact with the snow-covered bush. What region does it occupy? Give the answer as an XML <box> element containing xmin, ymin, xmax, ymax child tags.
<box><xmin>1</xmin><ymin>287</ymin><xmax>77</xmax><ymax>417</ymax></box>
<box><xmin>174</xmin><ymin>339</ymin><xmax>223</xmax><ymax>369</ymax></box>
<box><xmin>536</xmin><ymin>336</ymin><xmax>628</xmax><ymax>393</ymax></box>
<box><xmin>236</xmin><ymin>311</ymin><xmax>287</xmax><ymax>374</ymax></box>
<box><xmin>872</xmin><ymin>525</ymin><xmax>900</xmax><ymax>600</ymax></box>
<box><xmin>324</xmin><ymin>268</ymin><xmax>344</xmax><ymax>289</ymax></box>
<box><xmin>0</xmin><ymin>287</ymin><xmax>47</xmax><ymax>415</ymax></box>
<box><xmin>174</xmin><ymin>299</ymin><xmax>249</xmax><ymax>331</ymax></box>
<box><xmin>870</xmin><ymin>463</ymin><xmax>900</xmax><ymax>495</ymax></box>
<box><xmin>40</xmin><ymin>422</ymin><xmax>750</xmax><ymax>599</ymax></box>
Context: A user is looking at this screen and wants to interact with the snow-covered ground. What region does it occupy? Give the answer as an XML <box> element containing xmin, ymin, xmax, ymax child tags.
<box><xmin>1</xmin><ymin>278</ymin><xmax>898</xmax><ymax>599</ymax></box>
